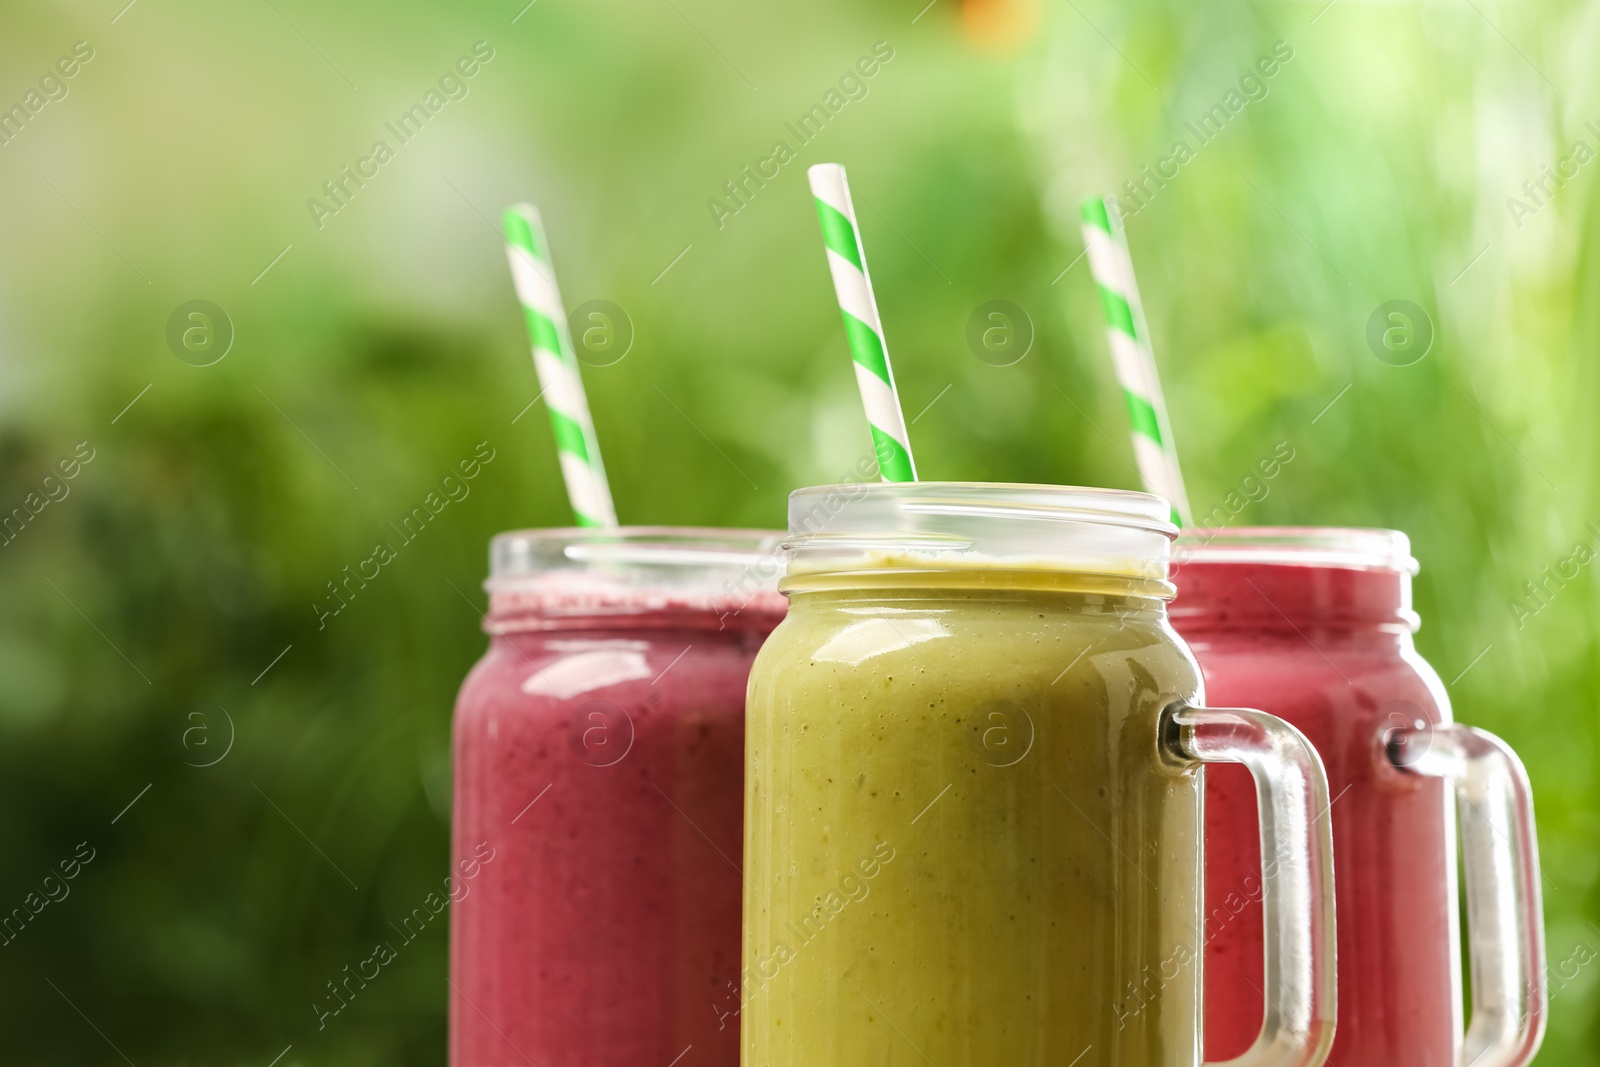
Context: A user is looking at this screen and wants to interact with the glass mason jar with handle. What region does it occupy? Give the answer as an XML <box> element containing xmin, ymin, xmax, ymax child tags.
<box><xmin>1171</xmin><ymin>528</ymin><xmax>1546</xmax><ymax>1067</ymax></box>
<box><xmin>743</xmin><ymin>484</ymin><xmax>1337</xmax><ymax>1067</ymax></box>
<box><xmin>450</xmin><ymin>528</ymin><xmax>786</xmax><ymax>1067</ymax></box>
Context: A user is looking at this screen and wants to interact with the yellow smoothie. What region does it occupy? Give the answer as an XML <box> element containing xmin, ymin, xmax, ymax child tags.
<box><xmin>743</xmin><ymin>567</ymin><xmax>1208</xmax><ymax>1066</ymax></box>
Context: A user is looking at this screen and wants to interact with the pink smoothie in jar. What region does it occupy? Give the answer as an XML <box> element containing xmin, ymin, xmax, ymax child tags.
<box><xmin>1170</xmin><ymin>528</ymin><xmax>1545</xmax><ymax>1067</ymax></box>
<box><xmin>449</xmin><ymin>529</ymin><xmax>786</xmax><ymax>1067</ymax></box>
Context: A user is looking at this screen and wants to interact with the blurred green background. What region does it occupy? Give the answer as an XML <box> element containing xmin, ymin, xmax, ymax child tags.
<box><xmin>1</xmin><ymin>0</ymin><xmax>1596</xmax><ymax>1062</ymax></box>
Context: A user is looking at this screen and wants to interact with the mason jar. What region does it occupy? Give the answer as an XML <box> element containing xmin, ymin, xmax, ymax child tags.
<box><xmin>1171</xmin><ymin>527</ymin><xmax>1546</xmax><ymax>1067</ymax></box>
<box><xmin>743</xmin><ymin>484</ymin><xmax>1337</xmax><ymax>1067</ymax></box>
<box><xmin>450</xmin><ymin>528</ymin><xmax>786</xmax><ymax>1067</ymax></box>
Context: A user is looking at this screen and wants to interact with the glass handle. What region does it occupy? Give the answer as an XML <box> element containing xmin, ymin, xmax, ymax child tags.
<box><xmin>1386</xmin><ymin>723</ymin><xmax>1548</xmax><ymax>1067</ymax></box>
<box><xmin>1163</xmin><ymin>704</ymin><xmax>1338</xmax><ymax>1067</ymax></box>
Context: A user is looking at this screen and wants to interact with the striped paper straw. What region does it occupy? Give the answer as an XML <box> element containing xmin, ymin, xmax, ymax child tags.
<box><xmin>503</xmin><ymin>203</ymin><xmax>617</xmax><ymax>528</ymax></box>
<box><xmin>1080</xmin><ymin>197</ymin><xmax>1191</xmax><ymax>526</ymax></box>
<box><xmin>807</xmin><ymin>163</ymin><xmax>917</xmax><ymax>482</ymax></box>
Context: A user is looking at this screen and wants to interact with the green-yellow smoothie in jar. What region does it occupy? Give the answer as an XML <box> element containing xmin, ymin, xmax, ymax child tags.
<box><xmin>742</xmin><ymin>562</ymin><xmax>1206</xmax><ymax>1067</ymax></box>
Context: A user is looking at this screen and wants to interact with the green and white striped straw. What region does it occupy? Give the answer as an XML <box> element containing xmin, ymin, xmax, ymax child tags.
<box><xmin>807</xmin><ymin>163</ymin><xmax>917</xmax><ymax>483</ymax></box>
<box><xmin>1080</xmin><ymin>197</ymin><xmax>1191</xmax><ymax>526</ymax></box>
<box><xmin>503</xmin><ymin>203</ymin><xmax>617</xmax><ymax>528</ymax></box>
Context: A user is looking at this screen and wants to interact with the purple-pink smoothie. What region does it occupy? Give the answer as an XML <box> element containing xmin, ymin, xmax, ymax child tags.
<box><xmin>449</xmin><ymin>530</ymin><xmax>784</xmax><ymax>1067</ymax></box>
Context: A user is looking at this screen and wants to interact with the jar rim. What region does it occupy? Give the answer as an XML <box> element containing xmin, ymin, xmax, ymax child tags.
<box><xmin>483</xmin><ymin>527</ymin><xmax>788</xmax><ymax>628</ymax></box>
<box><xmin>1174</xmin><ymin>526</ymin><xmax>1418</xmax><ymax>574</ymax></box>
<box><xmin>784</xmin><ymin>481</ymin><xmax>1177</xmax><ymax>585</ymax></box>
<box><xmin>489</xmin><ymin>526</ymin><xmax>786</xmax><ymax>583</ymax></box>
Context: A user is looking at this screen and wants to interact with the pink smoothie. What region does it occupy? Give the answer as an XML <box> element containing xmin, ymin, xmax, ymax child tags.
<box><xmin>1170</xmin><ymin>535</ymin><xmax>1459</xmax><ymax>1065</ymax></box>
<box><xmin>449</xmin><ymin>531</ymin><xmax>784</xmax><ymax>1067</ymax></box>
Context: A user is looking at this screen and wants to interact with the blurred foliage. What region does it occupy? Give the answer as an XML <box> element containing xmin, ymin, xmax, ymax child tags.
<box><xmin>0</xmin><ymin>0</ymin><xmax>1596</xmax><ymax>1062</ymax></box>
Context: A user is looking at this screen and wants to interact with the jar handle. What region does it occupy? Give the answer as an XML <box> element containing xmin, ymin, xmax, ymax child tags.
<box><xmin>1163</xmin><ymin>704</ymin><xmax>1338</xmax><ymax>1067</ymax></box>
<box><xmin>1385</xmin><ymin>723</ymin><xmax>1548</xmax><ymax>1067</ymax></box>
